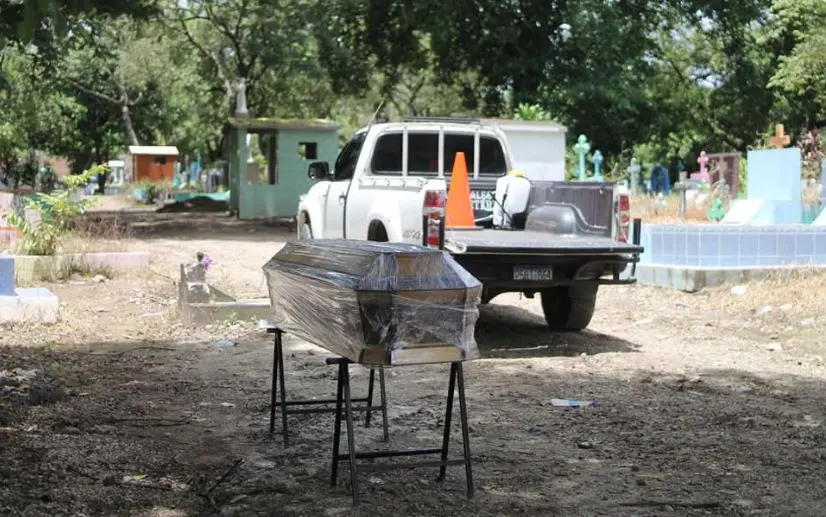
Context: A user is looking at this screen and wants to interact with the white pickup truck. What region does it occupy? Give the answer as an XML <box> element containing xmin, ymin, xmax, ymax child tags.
<box><xmin>297</xmin><ymin>117</ymin><xmax>642</xmax><ymax>331</ymax></box>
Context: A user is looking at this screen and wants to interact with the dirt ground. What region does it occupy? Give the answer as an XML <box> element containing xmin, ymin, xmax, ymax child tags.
<box><xmin>3</xmin><ymin>210</ymin><xmax>826</xmax><ymax>517</ymax></box>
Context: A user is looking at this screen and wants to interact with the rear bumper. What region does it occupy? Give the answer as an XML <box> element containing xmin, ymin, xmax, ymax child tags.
<box><xmin>452</xmin><ymin>252</ymin><xmax>640</xmax><ymax>290</ymax></box>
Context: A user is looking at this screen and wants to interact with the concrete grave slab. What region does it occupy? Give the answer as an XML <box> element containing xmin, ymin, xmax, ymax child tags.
<box><xmin>721</xmin><ymin>199</ymin><xmax>764</xmax><ymax>225</ymax></box>
<box><xmin>176</xmin><ymin>264</ymin><xmax>270</xmax><ymax>326</ymax></box>
<box><xmin>0</xmin><ymin>255</ymin><xmax>59</xmax><ymax>324</ymax></box>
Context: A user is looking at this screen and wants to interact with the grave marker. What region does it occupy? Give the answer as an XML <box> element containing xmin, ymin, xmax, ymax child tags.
<box><xmin>821</xmin><ymin>162</ymin><xmax>826</xmax><ymax>206</ymax></box>
<box><xmin>698</xmin><ymin>151</ymin><xmax>708</xmax><ymax>173</ymax></box>
<box><xmin>674</xmin><ymin>171</ymin><xmax>689</xmax><ymax>220</ymax></box>
<box><xmin>721</xmin><ymin>146</ymin><xmax>801</xmax><ymax>225</ymax></box>
<box><xmin>650</xmin><ymin>164</ymin><xmax>671</xmax><ymax>194</ymax></box>
<box><xmin>628</xmin><ymin>158</ymin><xmax>641</xmax><ymax>194</ymax></box>
<box><xmin>770</xmin><ymin>124</ymin><xmax>790</xmax><ymax>149</ymax></box>
<box><xmin>0</xmin><ymin>256</ymin><xmax>13</xmax><ymax>296</ymax></box>
<box><xmin>707</xmin><ymin>152</ymin><xmax>741</xmax><ymax>197</ymax></box>
<box><xmin>591</xmin><ymin>150</ymin><xmax>603</xmax><ymax>181</ymax></box>
<box><xmin>691</xmin><ymin>151</ymin><xmax>710</xmax><ymax>183</ymax></box>
<box><xmin>573</xmin><ymin>135</ymin><xmax>590</xmax><ymax>181</ymax></box>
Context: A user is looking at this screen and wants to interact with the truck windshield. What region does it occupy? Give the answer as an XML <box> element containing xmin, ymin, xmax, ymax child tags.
<box><xmin>371</xmin><ymin>132</ymin><xmax>507</xmax><ymax>177</ymax></box>
<box><xmin>333</xmin><ymin>132</ymin><xmax>366</xmax><ymax>180</ymax></box>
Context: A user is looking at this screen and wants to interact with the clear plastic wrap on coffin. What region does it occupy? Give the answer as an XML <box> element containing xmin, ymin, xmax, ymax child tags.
<box><xmin>262</xmin><ymin>240</ymin><xmax>482</xmax><ymax>366</ymax></box>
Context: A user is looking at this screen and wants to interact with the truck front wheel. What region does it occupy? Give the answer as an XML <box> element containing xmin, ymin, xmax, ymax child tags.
<box><xmin>540</xmin><ymin>286</ymin><xmax>598</xmax><ymax>331</ymax></box>
<box><xmin>299</xmin><ymin>220</ymin><xmax>313</xmax><ymax>240</ymax></box>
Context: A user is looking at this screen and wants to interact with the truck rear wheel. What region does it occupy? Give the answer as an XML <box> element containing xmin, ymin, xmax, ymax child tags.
<box><xmin>540</xmin><ymin>286</ymin><xmax>597</xmax><ymax>331</ymax></box>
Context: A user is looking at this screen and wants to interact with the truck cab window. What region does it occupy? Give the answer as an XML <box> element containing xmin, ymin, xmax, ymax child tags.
<box><xmin>333</xmin><ymin>132</ymin><xmax>366</xmax><ymax>180</ymax></box>
<box><xmin>371</xmin><ymin>132</ymin><xmax>507</xmax><ymax>176</ymax></box>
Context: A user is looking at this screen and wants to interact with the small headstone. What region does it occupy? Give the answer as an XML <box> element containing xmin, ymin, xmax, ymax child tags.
<box><xmin>707</xmin><ymin>152</ymin><xmax>741</xmax><ymax>197</ymax></box>
<box><xmin>650</xmin><ymin>164</ymin><xmax>671</xmax><ymax>194</ymax></box>
<box><xmin>0</xmin><ymin>192</ymin><xmax>13</xmax><ymax>225</ymax></box>
<box><xmin>573</xmin><ymin>135</ymin><xmax>590</xmax><ymax>181</ymax></box>
<box><xmin>628</xmin><ymin>158</ymin><xmax>641</xmax><ymax>195</ymax></box>
<box><xmin>591</xmin><ymin>150</ymin><xmax>603</xmax><ymax>181</ymax></box>
<box><xmin>820</xmin><ymin>162</ymin><xmax>826</xmax><ymax>205</ymax></box>
<box><xmin>674</xmin><ymin>171</ymin><xmax>689</xmax><ymax>220</ymax></box>
<box><xmin>0</xmin><ymin>255</ymin><xmax>13</xmax><ymax>296</ymax></box>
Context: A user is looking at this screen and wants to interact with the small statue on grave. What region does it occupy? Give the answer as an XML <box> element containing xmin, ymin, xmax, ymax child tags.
<box><xmin>628</xmin><ymin>158</ymin><xmax>641</xmax><ymax>194</ymax></box>
<box><xmin>674</xmin><ymin>171</ymin><xmax>689</xmax><ymax>220</ymax></box>
<box><xmin>707</xmin><ymin>179</ymin><xmax>729</xmax><ymax>222</ymax></box>
<box><xmin>650</xmin><ymin>164</ymin><xmax>671</xmax><ymax>195</ymax></box>
<box><xmin>573</xmin><ymin>135</ymin><xmax>590</xmax><ymax>181</ymax></box>
<box><xmin>591</xmin><ymin>150</ymin><xmax>603</xmax><ymax>180</ymax></box>
<box><xmin>234</xmin><ymin>79</ymin><xmax>249</xmax><ymax>119</ymax></box>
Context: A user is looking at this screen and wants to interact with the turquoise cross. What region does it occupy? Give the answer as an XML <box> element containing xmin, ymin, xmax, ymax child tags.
<box><xmin>591</xmin><ymin>150</ymin><xmax>603</xmax><ymax>180</ymax></box>
<box><xmin>573</xmin><ymin>135</ymin><xmax>590</xmax><ymax>181</ymax></box>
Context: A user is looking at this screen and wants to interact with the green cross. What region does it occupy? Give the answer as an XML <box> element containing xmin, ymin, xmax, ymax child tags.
<box><xmin>591</xmin><ymin>150</ymin><xmax>603</xmax><ymax>180</ymax></box>
<box><xmin>573</xmin><ymin>135</ymin><xmax>590</xmax><ymax>181</ymax></box>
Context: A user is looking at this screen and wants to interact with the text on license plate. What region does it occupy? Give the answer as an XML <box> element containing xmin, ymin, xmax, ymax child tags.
<box><xmin>513</xmin><ymin>266</ymin><xmax>553</xmax><ymax>281</ymax></box>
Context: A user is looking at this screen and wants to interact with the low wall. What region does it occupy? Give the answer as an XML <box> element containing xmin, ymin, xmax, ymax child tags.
<box><xmin>13</xmin><ymin>251</ymin><xmax>150</xmax><ymax>283</ymax></box>
<box><xmin>638</xmin><ymin>224</ymin><xmax>826</xmax><ymax>268</ymax></box>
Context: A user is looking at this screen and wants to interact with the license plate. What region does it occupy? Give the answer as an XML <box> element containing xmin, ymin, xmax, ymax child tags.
<box><xmin>513</xmin><ymin>266</ymin><xmax>553</xmax><ymax>281</ymax></box>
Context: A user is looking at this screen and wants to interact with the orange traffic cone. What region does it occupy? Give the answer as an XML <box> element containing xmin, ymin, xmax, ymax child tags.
<box><xmin>445</xmin><ymin>152</ymin><xmax>480</xmax><ymax>230</ymax></box>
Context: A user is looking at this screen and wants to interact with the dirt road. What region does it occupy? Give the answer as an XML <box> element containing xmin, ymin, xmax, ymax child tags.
<box><xmin>2</xmin><ymin>215</ymin><xmax>826</xmax><ymax>516</ymax></box>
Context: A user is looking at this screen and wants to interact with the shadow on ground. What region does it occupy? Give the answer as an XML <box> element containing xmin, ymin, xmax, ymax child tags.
<box><xmin>476</xmin><ymin>303</ymin><xmax>639</xmax><ymax>358</ymax></box>
<box><xmin>3</xmin><ymin>338</ymin><xmax>826</xmax><ymax>517</ymax></box>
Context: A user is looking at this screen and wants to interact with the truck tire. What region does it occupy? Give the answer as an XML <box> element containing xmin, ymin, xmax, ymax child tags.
<box><xmin>540</xmin><ymin>286</ymin><xmax>597</xmax><ymax>332</ymax></box>
<box><xmin>299</xmin><ymin>221</ymin><xmax>313</xmax><ymax>240</ymax></box>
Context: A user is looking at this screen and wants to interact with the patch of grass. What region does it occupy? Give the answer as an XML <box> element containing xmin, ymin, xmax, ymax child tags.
<box><xmin>696</xmin><ymin>268</ymin><xmax>826</xmax><ymax>321</ymax></box>
<box><xmin>630</xmin><ymin>193</ymin><xmax>712</xmax><ymax>223</ymax></box>
<box><xmin>68</xmin><ymin>260</ymin><xmax>115</xmax><ymax>280</ymax></box>
<box><xmin>65</xmin><ymin>211</ymin><xmax>134</xmax><ymax>253</ymax></box>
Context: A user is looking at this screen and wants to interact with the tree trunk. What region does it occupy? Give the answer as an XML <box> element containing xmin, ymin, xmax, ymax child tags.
<box><xmin>116</xmin><ymin>81</ymin><xmax>140</xmax><ymax>146</ymax></box>
<box><xmin>121</xmin><ymin>104</ymin><xmax>139</xmax><ymax>146</ymax></box>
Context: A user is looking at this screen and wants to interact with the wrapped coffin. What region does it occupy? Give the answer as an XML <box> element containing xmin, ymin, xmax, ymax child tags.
<box><xmin>263</xmin><ymin>240</ymin><xmax>482</xmax><ymax>365</ymax></box>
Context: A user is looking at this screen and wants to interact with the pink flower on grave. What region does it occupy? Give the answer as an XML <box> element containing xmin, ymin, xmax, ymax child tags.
<box><xmin>196</xmin><ymin>251</ymin><xmax>213</xmax><ymax>271</ymax></box>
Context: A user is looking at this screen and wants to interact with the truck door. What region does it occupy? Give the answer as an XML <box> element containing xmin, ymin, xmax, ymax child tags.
<box><xmin>323</xmin><ymin>133</ymin><xmax>365</xmax><ymax>238</ymax></box>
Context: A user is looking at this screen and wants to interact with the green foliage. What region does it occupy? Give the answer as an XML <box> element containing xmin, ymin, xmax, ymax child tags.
<box><xmin>513</xmin><ymin>104</ymin><xmax>551</xmax><ymax>121</ymax></box>
<box><xmin>4</xmin><ymin>0</ymin><xmax>826</xmax><ymax>184</ymax></box>
<box><xmin>132</xmin><ymin>179</ymin><xmax>171</xmax><ymax>204</ymax></box>
<box><xmin>5</xmin><ymin>166</ymin><xmax>102</xmax><ymax>256</ymax></box>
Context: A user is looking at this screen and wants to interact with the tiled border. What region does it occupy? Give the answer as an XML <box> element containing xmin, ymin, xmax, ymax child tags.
<box><xmin>638</xmin><ymin>224</ymin><xmax>826</xmax><ymax>267</ymax></box>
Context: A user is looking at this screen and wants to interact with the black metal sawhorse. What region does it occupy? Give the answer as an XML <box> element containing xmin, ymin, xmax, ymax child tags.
<box><xmin>329</xmin><ymin>357</ymin><xmax>473</xmax><ymax>505</ymax></box>
<box><xmin>267</xmin><ymin>327</ymin><xmax>389</xmax><ymax>446</ymax></box>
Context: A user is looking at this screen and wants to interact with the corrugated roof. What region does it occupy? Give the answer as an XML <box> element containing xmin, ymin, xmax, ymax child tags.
<box><xmin>128</xmin><ymin>146</ymin><xmax>180</xmax><ymax>156</ymax></box>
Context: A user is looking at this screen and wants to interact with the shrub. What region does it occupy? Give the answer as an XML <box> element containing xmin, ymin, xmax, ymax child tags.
<box><xmin>5</xmin><ymin>166</ymin><xmax>104</xmax><ymax>256</ymax></box>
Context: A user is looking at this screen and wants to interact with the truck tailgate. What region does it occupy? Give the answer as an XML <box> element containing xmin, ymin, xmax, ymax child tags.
<box><xmin>446</xmin><ymin>229</ymin><xmax>643</xmax><ymax>255</ymax></box>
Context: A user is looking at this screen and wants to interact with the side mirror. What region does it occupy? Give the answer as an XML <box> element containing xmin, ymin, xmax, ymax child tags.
<box><xmin>308</xmin><ymin>161</ymin><xmax>329</xmax><ymax>180</ymax></box>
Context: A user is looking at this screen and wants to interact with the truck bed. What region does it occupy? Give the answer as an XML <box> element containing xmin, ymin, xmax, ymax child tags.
<box><xmin>446</xmin><ymin>229</ymin><xmax>643</xmax><ymax>255</ymax></box>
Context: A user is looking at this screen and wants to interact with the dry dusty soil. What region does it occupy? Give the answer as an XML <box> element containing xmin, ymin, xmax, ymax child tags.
<box><xmin>3</xmin><ymin>212</ymin><xmax>826</xmax><ymax>517</ymax></box>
